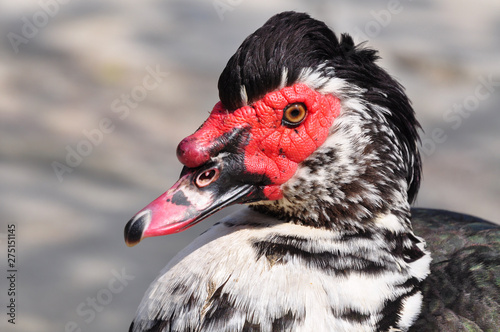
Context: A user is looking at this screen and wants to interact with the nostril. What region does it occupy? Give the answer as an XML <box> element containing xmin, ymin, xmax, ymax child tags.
<box><xmin>195</xmin><ymin>167</ymin><xmax>220</xmax><ymax>188</ymax></box>
<box><xmin>176</xmin><ymin>137</ymin><xmax>211</xmax><ymax>168</ymax></box>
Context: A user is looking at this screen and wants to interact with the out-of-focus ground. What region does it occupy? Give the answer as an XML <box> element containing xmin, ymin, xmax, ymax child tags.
<box><xmin>0</xmin><ymin>1</ymin><xmax>498</xmax><ymax>331</ymax></box>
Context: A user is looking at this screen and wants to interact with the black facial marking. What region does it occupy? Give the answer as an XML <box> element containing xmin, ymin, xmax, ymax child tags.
<box><xmin>211</xmin><ymin>126</ymin><xmax>251</xmax><ymax>156</ymax></box>
<box><xmin>188</xmin><ymin>125</ymin><xmax>274</xmax><ymax>202</ymax></box>
<box><xmin>171</xmin><ymin>190</ymin><xmax>190</xmax><ymax>206</ymax></box>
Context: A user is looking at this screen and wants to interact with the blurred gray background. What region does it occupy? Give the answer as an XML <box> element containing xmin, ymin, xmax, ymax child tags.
<box><xmin>0</xmin><ymin>1</ymin><xmax>499</xmax><ymax>331</ymax></box>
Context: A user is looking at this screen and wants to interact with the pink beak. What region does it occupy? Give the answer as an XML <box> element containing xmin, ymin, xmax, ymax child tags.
<box><xmin>124</xmin><ymin>167</ymin><xmax>256</xmax><ymax>247</ymax></box>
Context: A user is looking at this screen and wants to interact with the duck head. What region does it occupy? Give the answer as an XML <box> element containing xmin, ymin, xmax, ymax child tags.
<box><xmin>125</xmin><ymin>11</ymin><xmax>421</xmax><ymax>246</ymax></box>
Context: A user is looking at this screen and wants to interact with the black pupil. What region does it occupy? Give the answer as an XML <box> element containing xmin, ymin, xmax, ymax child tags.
<box><xmin>290</xmin><ymin>108</ymin><xmax>301</xmax><ymax>119</ymax></box>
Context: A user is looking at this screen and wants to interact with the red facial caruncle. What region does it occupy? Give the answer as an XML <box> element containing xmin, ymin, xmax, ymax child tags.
<box><xmin>177</xmin><ymin>83</ymin><xmax>341</xmax><ymax>199</ymax></box>
<box><xmin>124</xmin><ymin>83</ymin><xmax>341</xmax><ymax>246</ymax></box>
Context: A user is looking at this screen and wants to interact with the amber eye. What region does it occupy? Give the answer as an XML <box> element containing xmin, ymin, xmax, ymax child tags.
<box><xmin>195</xmin><ymin>167</ymin><xmax>220</xmax><ymax>188</ymax></box>
<box><xmin>282</xmin><ymin>103</ymin><xmax>307</xmax><ymax>127</ymax></box>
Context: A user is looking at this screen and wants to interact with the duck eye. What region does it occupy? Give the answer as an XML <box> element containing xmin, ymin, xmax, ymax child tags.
<box><xmin>282</xmin><ymin>103</ymin><xmax>307</xmax><ymax>127</ymax></box>
<box><xmin>195</xmin><ymin>167</ymin><xmax>220</xmax><ymax>188</ymax></box>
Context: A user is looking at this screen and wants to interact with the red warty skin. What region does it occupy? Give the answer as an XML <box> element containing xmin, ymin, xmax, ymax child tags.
<box><xmin>177</xmin><ymin>83</ymin><xmax>341</xmax><ymax>199</ymax></box>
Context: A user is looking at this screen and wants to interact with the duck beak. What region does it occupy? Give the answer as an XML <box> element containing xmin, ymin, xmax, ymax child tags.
<box><xmin>124</xmin><ymin>166</ymin><xmax>256</xmax><ymax>247</ymax></box>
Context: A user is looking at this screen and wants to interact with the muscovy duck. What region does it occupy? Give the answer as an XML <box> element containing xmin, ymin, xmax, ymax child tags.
<box><xmin>125</xmin><ymin>11</ymin><xmax>499</xmax><ymax>332</ymax></box>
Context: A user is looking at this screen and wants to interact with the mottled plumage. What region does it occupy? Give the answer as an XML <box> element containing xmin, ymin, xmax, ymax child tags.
<box><xmin>125</xmin><ymin>11</ymin><xmax>500</xmax><ymax>332</ymax></box>
<box><xmin>130</xmin><ymin>209</ymin><xmax>430</xmax><ymax>331</ymax></box>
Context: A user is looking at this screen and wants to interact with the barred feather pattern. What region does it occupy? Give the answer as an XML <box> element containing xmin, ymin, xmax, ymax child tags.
<box><xmin>129</xmin><ymin>209</ymin><xmax>430</xmax><ymax>332</ymax></box>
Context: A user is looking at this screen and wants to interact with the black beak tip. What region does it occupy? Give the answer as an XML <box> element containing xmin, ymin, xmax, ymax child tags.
<box><xmin>124</xmin><ymin>210</ymin><xmax>151</xmax><ymax>247</ymax></box>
